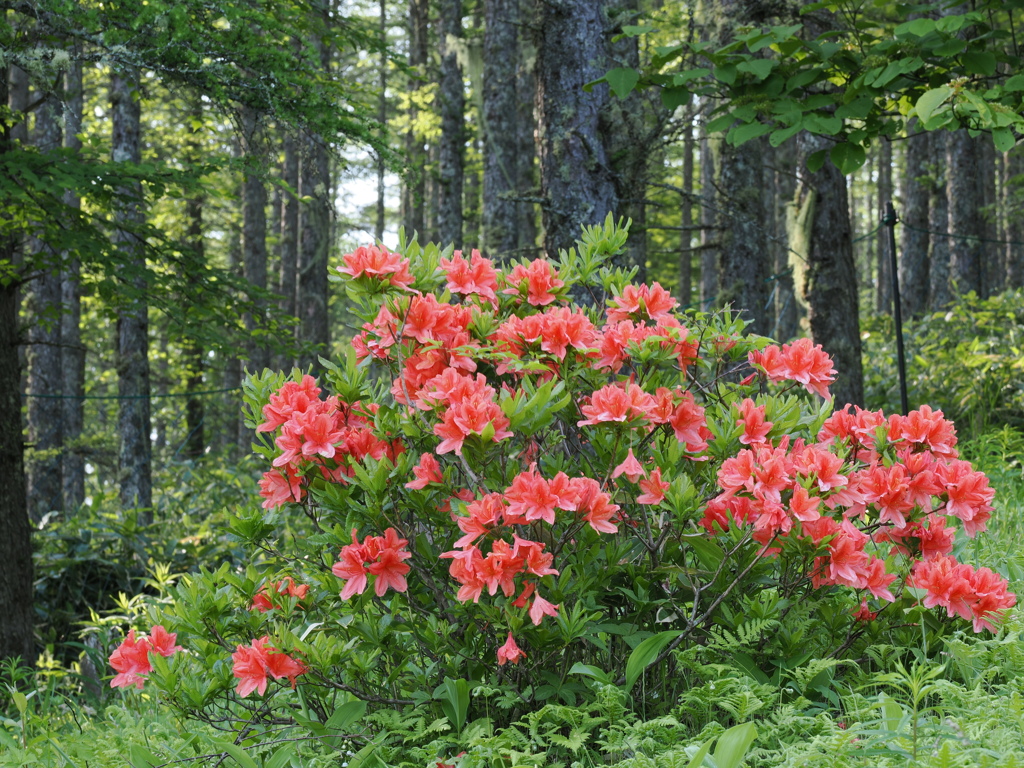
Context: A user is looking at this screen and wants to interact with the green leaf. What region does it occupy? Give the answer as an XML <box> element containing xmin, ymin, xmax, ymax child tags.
<box><xmin>737</xmin><ymin>59</ymin><xmax>774</xmax><ymax>81</ymax></box>
<box><xmin>327</xmin><ymin>699</ymin><xmax>367</xmax><ymax>731</ymax></box>
<box><xmin>435</xmin><ymin>677</ymin><xmax>471</xmax><ymax>733</ymax></box>
<box><xmin>713</xmin><ymin>722</ymin><xmax>759</xmax><ymax>768</ymax></box>
<box><xmin>686</xmin><ymin>738</ymin><xmax>714</xmax><ymax>768</ymax></box>
<box><xmin>963</xmin><ymin>50</ymin><xmax>997</xmax><ymax>76</ymax></box>
<box><xmin>624</xmin><ymin>630</ymin><xmax>682</xmax><ymax>691</ymax></box>
<box><xmin>806</xmin><ymin>149</ymin><xmax>827</xmax><ymax>173</ymax></box>
<box><xmin>993</xmin><ymin>128</ymin><xmax>1015</xmax><ymax>153</ymax></box>
<box><xmin>265</xmin><ymin>746</ymin><xmax>297</xmax><ymax>768</ymax></box>
<box><xmin>606</xmin><ymin>67</ymin><xmax>640</xmax><ymax>99</ymax></box>
<box><xmin>215</xmin><ymin>742</ymin><xmax>258</xmax><ymax>768</ymax></box>
<box><xmin>568</xmin><ymin>662</ymin><xmax>613</xmax><ymax>684</ymax></box>
<box><xmin>621</xmin><ymin>24</ymin><xmax>657</xmax><ymax>36</ymax></box>
<box><xmin>915</xmin><ymin>86</ymin><xmax>952</xmax><ymax>123</ymax></box>
<box><xmin>895</xmin><ymin>17</ymin><xmax>936</xmax><ymax>37</ymax></box>
<box><xmin>1004</xmin><ymin>74</ymin><xmax>1024</xmax><ymax>92</ymax></box>
<box><xmin>715</xmin><ymin>64</ymin><xmax>738</xmax><ymax>85</ymax></box>
<box><xmin>661</xmin><ymin>87</ymin><xmax>691</xmax><ymax>111</ymax></box>
<box><xmin>769</xmin><ymin>123</ymin><xmax>802</xmax><ymax>147</ymax></box>
<box><xmin>706</xmin><ymin>113</ymin><xmax>736</xmax><ymax>133</ymax></box>
<box><xmin>830</xmin><ymin>142</ymin><xmax>867</xmax><ymax>175</ymax></box>
<box><xmin>129</xmin><ymin>745</ymin><xmax>162</xmax><ymax>768</ymax></box>
<box><xmin>728</xmin><ymin>121</ymin><xmax>772</xmax><ymax>146</ymax></box>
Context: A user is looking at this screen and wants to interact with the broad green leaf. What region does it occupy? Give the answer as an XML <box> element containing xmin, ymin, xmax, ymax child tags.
<box><xmin>830</xmin><ymin>142</ymin><xmax>867</xmax><ymax>175</ymax></box>
<box><xmin>1004</xmin><ymin>74</ymin><xmax>1024</xmax><ymax>92</ymax></box>
<box><xmin>327</xmin><ymin>699</ymin><xmax>367</xmax><ymax>730</ymax></box>
<box><xmin>129</xmin><ymin>745</ymin><xmax>162</xmax><ymax>768</ymax></box>
<box><xmin>624</xmin><ymin>630</ymin><xmax>682</xmax><ymax>691</ymax></box>
<box><xmin>728</xmin><ymin>121</ymin><xmax>772</xmax><ymax>146</ymax></box>
<box><xmin>713</xmin><ymin>722</ymin><xmax>759</xmax><ymax>768</ymax></box>
<box><xmin>993</xmin><ymin>127</ymin><xmax>1015</xmax><ymax>153</ymax></box>
<box><xmin>686</xmin><ymin>738</ymin><xmax>714</xmax><ymax>768</ymax></box>
<box><xmin>915</xmin><ymin>86</ymin><xmax>952</xmax><ymax>123</ymax></box>
<box><xmin>661</xmin><ymin>87</ymin><xmax>691</xmax><ymax>111</ymax></box>
<box><xmin>963</xmin><ymin>50</ymin><xmax>997</xmax><ymax>76</ymax></box>
<box><xmin>894</xmin><ymin>17</ymin><xmax>935</xmax><ymax>37</ymax></box>
<box><xmin>806</xmin><ymin>149</ymin><xmax>827</xmax><ymax>173</ymax></box>
<box><xmin>568</xmin><ymin>662</ymin><xmax>613</xmax><ymax>684</ymax></box>
<box><xmin>606</xmin><ymin>67</ymin><xmax>640</xmax><ymax>99</ymax></box>
<box><xmin>769</xmin><ymin>123</ymin><xmax>802</xmax><ymax>147</ymax></box>
<box><xmin>737</xmin><ymin>59</ymin><xmax>774</xmax><ymax>81</ymax></box>
<box><xmin>215</xmin><ymin>742</ymin><xmax>258</xmax><ymax>768</ymax></box>
<box><xmin>265</xmin><ymin>746</ymin><xmax>297</xmax><ymax>768</ymax></box>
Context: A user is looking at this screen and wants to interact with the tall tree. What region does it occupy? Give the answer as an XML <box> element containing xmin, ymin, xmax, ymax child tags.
<box><xmin>278</xmin><ymin>133</ymin><xmax>300</xmax><ymax>366</ymax></box>
<box><xmin>401</xmin><ymin>0</ymin><xmax>429</xmax><ymax>239</ymax></box>
<box><xmin>240</xmin><ymin>105</ymin><xmax>269</xmax><ymax>372</ymax></box>
<box><xmin>698</xmin><ymin>117</ymin><xmax>717</xmax><ymax>306</ymax></box>
<box><xmin>796</xmin><ymin>131</ymin><xmax>863</xmax><ymax>406</ymax></box>
<box><xmin>1005</xmin><ymin>144</ymin><xmax>1024</xmax><ymax>289</ymax></box>
<box><xmin>704</xmin><ymin>0</ymin><xmax>771</xmax><ymax>334</ymax></box>
<box><xmin>899</xmin><ymin>125</ymin><xmax>931</xmax><ymax>317</ymax></box>
<box><xmin>482</xmin><ymin>0</ymin><xmax>520</xmax><ymax>259</ymax></box>
<box><xmin>534</xmin><ymin>0</ymin><xmax>617</xmax><ymax>258</ymax></box>
<box><xmin>0</xmin><ymin>65</ymin><xmax>36</xmax><ymax>665</ymax></box>
<box><xmin>61</xmin><ymin>58</ymin><xmax>86</xmax><ymax>511</ymax></box>
<box><xmin>874</xmin><ymin>139</ymin><xmax>892</xmax><ymax>313</ymax></box>
<box><xmin>928</xmin><ymin>132</ymin><xmax>952</xmax><ymax>310</ymax></box>
<box><xmin>437</xmin><ymin>0</ymin><xmax>465</xmax><ymax>249</ymax></box>
<box><xmin>25</xmin><ymin>92</ymin><xmax>64</xmax><ymax>521</ymax></box>
<box><xmin>946</xmin><ymin>131</ymin><xmax>984</xmax><ymax>297</ymax></box>
<box><xmin>111</xmin><ymin>66</ymin><xmax>153</xmax><ymax>518</ymax></box>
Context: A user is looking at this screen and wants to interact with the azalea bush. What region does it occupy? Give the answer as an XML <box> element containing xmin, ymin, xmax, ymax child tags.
<box><xmin>107</xmin><ymin>217</ymin><xmax>1016</xmax><ymax>766</ymax></box>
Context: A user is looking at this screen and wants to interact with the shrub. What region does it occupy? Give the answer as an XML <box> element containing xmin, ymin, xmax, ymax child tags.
<box><xmin>115</xmin><ymin>218</ymin><xmax>1015</xmax><ymax>766</ymax></box>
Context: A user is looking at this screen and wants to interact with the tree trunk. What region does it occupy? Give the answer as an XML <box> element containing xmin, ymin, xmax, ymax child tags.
<box><xmin>61</xmin><ymin>59</ymin><xmax>85</xmax><ymax>512</ymax></box>
<box><xmin>679</xmin><ymin>106</ymin><xmax>694</xmax><ymax>305</ymax></box>
<box><xmin>25</xmin><ymin>94</ymin><xmax>63</xmax><ymax>521</ymax></box>
<box><xmin>297</xmin><ymin>131</ymin><xmax>331</xmax><ymax>370</ymax></box>
<box><xmin>375</xmin><ymin>0</ymin><xmax>387</xmax><ymax>244</ymax></box>
<box><xmin>980</xmin><ymin>137</ymin><xmax>1000</xmax><ymax>295</ymax></box>
<box><xmin>184</xmin><ymin>101</ymin><xmax>205</xmax><ymax>461</ymax></box>
<box><xmin>278</xmin><ymin>133</ymin><xmax>299</xmax><ymax>368</ymax></box>
<box><xmin>0</xmin><ymin>67</ymin><xmax>35</xmax><ymax>665</ymax></box>
<box><xmin>773</xmin><ymin>137</ymin><xmax>799</xmax><ymax>340</ymax></box>
<box><xmin>482</xmin><ymin>0</ymin><xmax>520</xmax><ymax>259</ymax></box>
<box><xmin>534</xmin><ymin>0</ymin><xmax>617</xmax><ymax>258</ymax></box>
<box><xmin>796</xmin><ymin>131</ymin><xmax>863</xmax><ymax>407</ymax></box>
<box><xmin>928</xmin><ymin>131</ymin><xmax>952</xmax><ymax>310</ymax></box>
<box><xmin>1005</xmin><ymin>144</ymin><xmax>1024</xmax><ymax>290</ymax></box>
<box><xmin>438</xmin><ymin>0</ymin><xmax>465</xmax><ymax>249</ymax></box>
<box><xmin>401</xmin><ymin>0</ymin><xmax>429</xmax><ymax>240</ymax></box>
<box><xmin>699</xmin><ymin>115</ymin><xmax>718</xmax><ymax>307</ymax></box>
<box><xmin>946</xmin><ymin>131</ymin><xmax>984</xmax><ymax>297</ymax></box>
<box><xmin>515</xmin><ymin>0</ymin><xmax>538</xmax><ymax>257</ymax></box>
<box><xmin>712</xmin><ymin>130</ymin><xmax>769</xmax><ymax>334</ymax></box>
<box><xmin>899</xmin><ymin>124</ymin><xmax>930</xmax><ymax>317</ymax></box>
<box><xmin>111</xmin><ymin>68</ymin><xmax>152</xmax><ymax>519</ymax></box>
<box><xmin>875</xmin><ymin>139</ymin><xmax>892</xmax><ymax>313</ymax></box>
<box><xmin>240</xmin><ymin>105</ymin><xmax>269</xmax><ymax>373</ymax></box>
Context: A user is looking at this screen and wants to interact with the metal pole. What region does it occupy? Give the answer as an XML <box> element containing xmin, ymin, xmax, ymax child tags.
<box><xmin>884</xmin><ymin>201</ymin><xmax>909</xmax><ymax>416</ymax></box>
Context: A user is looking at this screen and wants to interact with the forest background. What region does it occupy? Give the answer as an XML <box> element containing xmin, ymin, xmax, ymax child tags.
<box><xmin>5</xmin><ymin>0</ymin><xmax>1024</xmax><ymax>765</ymax></box>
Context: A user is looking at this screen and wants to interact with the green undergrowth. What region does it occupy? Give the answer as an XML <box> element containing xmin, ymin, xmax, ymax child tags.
<box><xmin>6</xmin><ymin>429</ymin><xmax>1024</xmax><ymax>767</ymax></box>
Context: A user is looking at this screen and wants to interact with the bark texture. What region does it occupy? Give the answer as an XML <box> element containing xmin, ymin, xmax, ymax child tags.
<box><xmin>534</xmin><ymin>0</ymin><xmax>617</xmax><ymax>258</ymax></box>
<box><xmin>437</xmin><ymin>0</ymin><xmax>465</xmax><ymax>249</ymax></box>
<box><xmin>297</xmin><ymin>131</ymin><xmax>331</xmax><ymax>370</ymax></box>
<box><xmin>25</xmin><ymin>95</ymin><xmax>63</xmax><ymax>521</ymax></box>
<box><xmin>401</xmin><ymin>0</ymin><xmax>429</xmax><ymax>239</ymax></box>
<box><xmin>875</xmin><ymin>140</ymin><xmax>892</xmax><ymax>313</ymax></box>
<box><xmin>1005</xmin><ymin>145</ymin><xmax>1024</xmax><ymax>289</ymax></box>
<box><xmin>699</xmin><ymin>117</ymin><xmax>718</xmax><ymax>306</ymax></box>
<box><xmin>0</xmin><ymin>68</ymin><xmax>35</xmax><ymax>664</ymax></box>
<box><xmin>278</xmin><ymin>133</ymin><xmax>299</xmax><ymax>366</ymax></box>
<box><xmin>899</xmin><ymin>125</ymin><xmax>930</xmax><ymax>317</ymax></box>
<box><xmin>946</xmin><ymin>130</ymin><xmax>984</xmax><ymax>297</ymax></box>
<box><xmin>482</xmin><ymin>0</ymin><xmax>520</xmax><ymax>259</ymax></box>
<box><xmin>111</xmin><ymin>68</ymin><xmax>152</xmax><ymax>518</ymax></box>
<box><xmin>240</xmin><ymin>105</ymin><xmax>269</xmax><ymax>372</ymax></box>
<box><xmin>61</xmin><ymin>59</ymin><xmax>85</xmax><ymax>512</ymax></box>
<box><xmin>679</xmin><ymin>109</ymin><xmax>694</xmax><ymax>304</ymax></box>
<box><xmin>797</xmin><ymin>131</ymin><xmax>863</xmax><ymax>407</ymax></box>
<box><xmin>928</xmin><ymin>131</ymin><xmax>952</xmax><ymax>310</ymax></box>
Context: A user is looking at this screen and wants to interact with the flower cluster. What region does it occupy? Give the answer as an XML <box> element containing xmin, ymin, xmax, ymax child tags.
<box><xmin>910</xmin><ymin>556</ymin><xmax>1016</xmax><ymax>632</ymax></box>
<box><xmin>109</xmin><ymin>625</ymin><xmax>182</xmax><ymax>689</ymax></box>
<box><xmin>332</xmin><ymin>528</ymin><xmax>413</xmax><ymax>599</ymax></box>
<box><xmin>749</xmin><ymin>337</ymin><xmax>837</xmax><ymax>398</ymax></box>
<box><xmin>257</xmin><ymin>375</ymin><xmax>400</xmax><ymax>509</ymax></box>
<box><xmin>231</xmin><ymin>636</ymin><xmax>307</xmax><ymax>697</ymax></box>
<box><xmin>338</xmin><ymin>244</ymin><xmax>414</xmax><ymax>291</ymax></box>
<box><xmin>705</xmin><ymin>402</ymin><xmax>1013</xmax><ymax>630</ymax></box>
<box><xmin>250</xmin><ymin>577</ymin><xmax>310</xmax><ymax>613</ymax></box>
